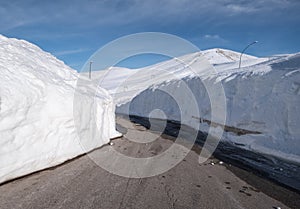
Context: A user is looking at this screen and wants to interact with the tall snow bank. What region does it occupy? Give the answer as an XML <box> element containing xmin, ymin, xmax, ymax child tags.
<box><xmin>0</xmin><ymin>35</ymin><xmax>120</xmax><ymax>184</ymax></box>
<box><xmin>115</xmin><ymin>52</ymin><xmax>300</xmax><ymax>164</ymax></box>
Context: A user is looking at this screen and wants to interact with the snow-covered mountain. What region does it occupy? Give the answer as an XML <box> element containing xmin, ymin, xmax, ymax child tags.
<box><xmin>0</xmin><ymin>35</ymin><xmax>120</xmax><ymax>184</ymax></box>
<box><xmin>92</xmin><ymin>49</ymin><xmax>263</xmax><ymax>105</ymax></box>
<box><xmin>201</xmin><ymin>48</ymin><xmax>257</xmax><ymax>64</ymax></box>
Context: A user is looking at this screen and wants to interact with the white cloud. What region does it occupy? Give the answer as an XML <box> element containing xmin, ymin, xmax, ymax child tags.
<box><xmin>226</xmin><ymin>4</ymin><xmax>258</xmax><ymax>13</ymax></box>
<box><xmin>201</xmin><ymin>34</ymin><xmax>228</xmax><ymax>44</ymax></box>
<box><xmin>0</xmin><ymin>0</ymin><xmax>299</xmax><ymax>31</ymax></box>
<box><xmin>204</xmin><ymin>34</ymin><xmax>221</xmax><ymax>39</ymax></box>
<box><xmin>54</xmin><ymin>48</ymin><xmax>89</xmax><ymax>56</ymax></box>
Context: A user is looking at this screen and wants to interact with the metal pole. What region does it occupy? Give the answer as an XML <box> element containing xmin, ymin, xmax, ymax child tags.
<box><xmin>89</xmin><ymin>61</ymin><xmax>93</xmax><ymax>79</ymax></box>
<box><xmin>239</xmin><ymin>41</ymin><xmax>258</xmax><ymax>68</ymax></box>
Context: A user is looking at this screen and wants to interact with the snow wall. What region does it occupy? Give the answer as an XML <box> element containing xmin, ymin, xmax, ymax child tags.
<box><xmin>0</xmin><ymin>35</ymin><xmax>120</xmax><ymax>184</ymax></box>
<box><xmin>117</xmin><ymin>54</ymin><xmax>300</xmax><ymax>164</ymax></box>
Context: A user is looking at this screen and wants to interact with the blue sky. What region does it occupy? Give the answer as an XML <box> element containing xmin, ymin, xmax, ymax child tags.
<box><xmin>1</xmin><ymin>0</ymin><xmax>300</xmax><ymax>70</ymax></box>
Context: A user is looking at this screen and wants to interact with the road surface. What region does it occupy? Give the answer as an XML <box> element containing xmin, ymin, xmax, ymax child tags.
<box><xmin>0</xmin><ymin>117</ymin><xmax>299</xmax><ymax>209</ymax></box>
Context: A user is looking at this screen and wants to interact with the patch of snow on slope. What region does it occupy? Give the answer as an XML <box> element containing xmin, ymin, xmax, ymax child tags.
<box><xmin>202</xmin><ymin>48</ymin><xmax>257</xmax><ymax>64</ymax></box>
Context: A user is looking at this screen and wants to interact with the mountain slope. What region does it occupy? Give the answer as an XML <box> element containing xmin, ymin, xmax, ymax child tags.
<box><xmin>201</xmin><ymin>48</ymin><xmax>257</xmax><ymax>64</ymax></box>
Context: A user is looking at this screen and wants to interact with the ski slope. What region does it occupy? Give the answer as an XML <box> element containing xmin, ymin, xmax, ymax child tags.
<box><xmin>0</xmin><ymin>35</ymin><xmax>120</xmax><ymax>184</ymax></box>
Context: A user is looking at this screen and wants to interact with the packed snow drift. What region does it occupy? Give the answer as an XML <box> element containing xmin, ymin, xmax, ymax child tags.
<box><xmin>0</xmin><ymin>35</ymin><xmax>120</xmax><ymax>184</ymax></box>
<box><xmin>96</xmin><ymin>49</ymin><xmax>300</xmax><ymax>165</ymax></box>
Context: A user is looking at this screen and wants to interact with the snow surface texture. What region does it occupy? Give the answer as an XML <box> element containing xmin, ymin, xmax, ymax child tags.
<box><xmin>0</xmin><ymin>35</ymin><xmax>120</xmax><ymax>184</ymax></box>
<box><xmin>201</xmin><ymin>48</ymin><xmax>256</xmax><ymax>64</ymax></box>
<box><xmin>96</xmin><ymin>49</ymin><xmax>299</xmax><ymax>164</ymax></box>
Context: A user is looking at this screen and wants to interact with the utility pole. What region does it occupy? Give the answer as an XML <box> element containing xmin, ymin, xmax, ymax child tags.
<box><xmin>89</xmin><ymin>61</ymin><xmax>93</xmax><ymax>79</ymax></box>
<box><xmin>239</xmin><ymin>41</ymin><xmax>258</xmax><ymax>69</ymax></box>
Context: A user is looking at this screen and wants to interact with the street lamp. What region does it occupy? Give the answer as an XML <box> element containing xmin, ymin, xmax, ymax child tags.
<box><xmin>89</xmin><ymin>61</ymin><xmax>93</xmax><ymax>79</ymax></box>
<box><xmin>239</xmin><ymin>41</ymin><xmax>258</xmax><ymax>68</ymax></box>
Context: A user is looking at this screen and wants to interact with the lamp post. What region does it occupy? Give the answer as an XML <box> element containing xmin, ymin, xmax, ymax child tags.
<box><xmin>239</xmin><ymin>41</ymin><xmax>258</xmax><ymax>69</ymax></box>
<box><xmin>89</xmin><ymin>61</ymin><xmax>93</xmax><ymax>79</ymax></box>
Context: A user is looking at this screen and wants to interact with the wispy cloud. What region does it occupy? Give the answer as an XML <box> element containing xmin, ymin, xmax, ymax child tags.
<box><xmin>226</xmin><ymin>4</ymin><xmax>258</xmax><ymax>13</ymax></box>
<box><xmin>204</xmin><ymin>34</ymin><xmax>221</xmax><ymax>39</ymax></box>
<box><xmin>202</xmin><ymin>34</ymin><xmax>228</xmax><ymax>44</ymax></box>
<box><xmin>54</xmin><ymin>48</ymin><xmax>90</xmax><ymax>56</ymax></box>
<box><xmin>1</xmin><ymin>0</ymin><xmax>299</xmax><ymax>32</ymax></box>
<box><xmin>223</xmin><ymin>0</ymin><xmax>298</xmax><ymax>14</ymax></box>
<box><xmin>1</xmin><ymin>0</ymin><xmax>299</xmax><ymax>68</ymax></box>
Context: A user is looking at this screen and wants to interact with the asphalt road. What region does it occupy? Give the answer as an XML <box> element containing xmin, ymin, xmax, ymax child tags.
<box><xmin>0</xmin><ymin>117</ymin><xmax>299</xmax><ymax>209</ymax></box>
